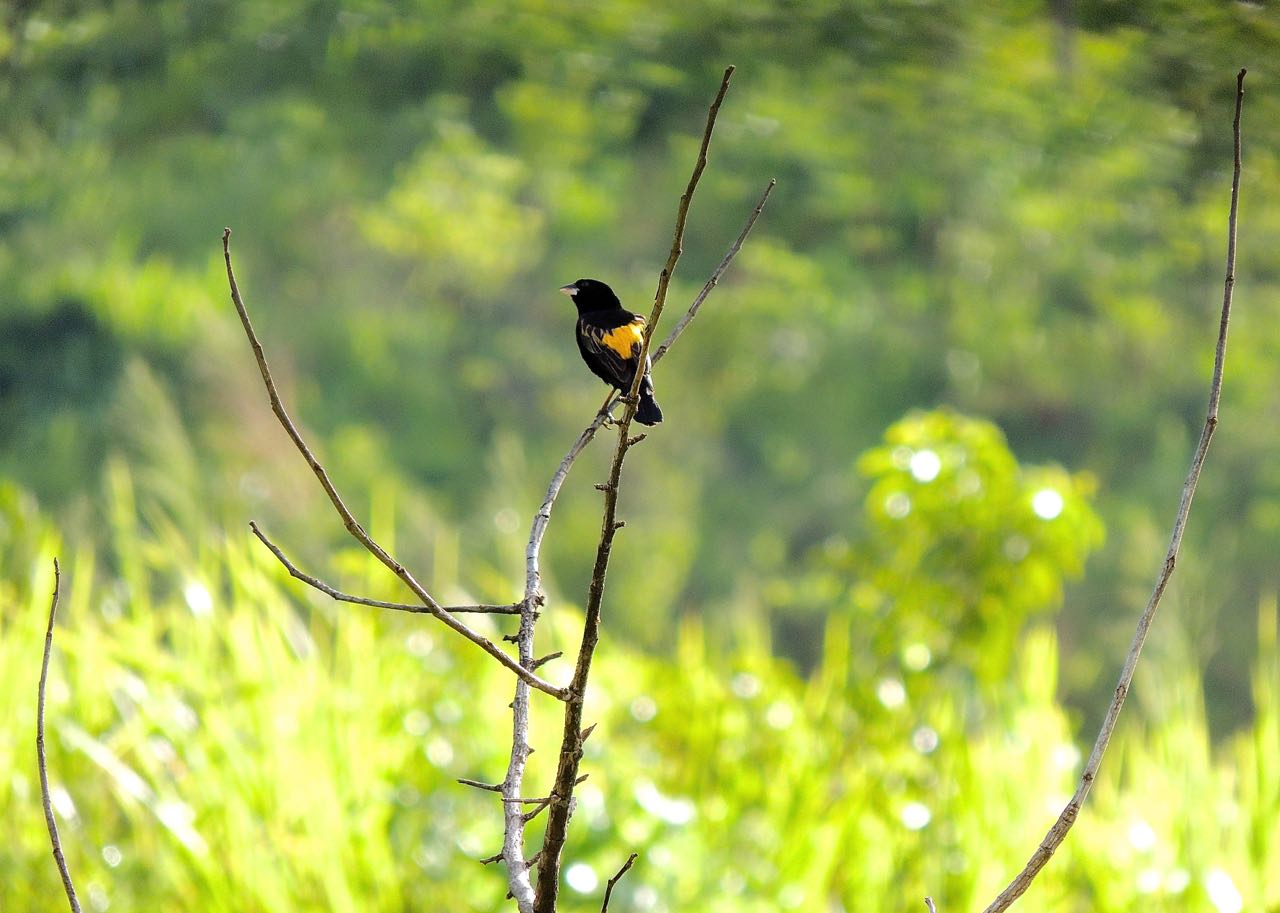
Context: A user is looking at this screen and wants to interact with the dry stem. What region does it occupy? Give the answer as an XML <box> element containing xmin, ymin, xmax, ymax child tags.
<box><xmin>977</xmin><ymin>66</ymin><xmax>1247</xmax><ymax>913</ymax></box>
<box><xmin>38</xmin><ymin>559</ymin><xmax>82</xmax><ymax>913</ymax></box>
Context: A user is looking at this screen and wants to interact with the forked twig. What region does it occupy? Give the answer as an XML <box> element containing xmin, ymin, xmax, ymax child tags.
<box><xmin>653</xmin><ymin>178</ymin><xmax>776</xmax><ymax>362</ymax></box>
<box><xmin>251</xmin><ymin>522</ymin><xmax>520</xmax><ymax>614</ymax></box>
<box><xmin>222</xmin><ymin>230</ymin><xmax>565</xmax><ymax>701</ymax></box>
<box><xmin>977</xmin><ymin>67</ymin><xmax>1248</xmax><ymax>913</ymax></box>
<box><xmin>38</xmin><ymin>559</ymin><xmax>82</xmax><ymax>913</ymax></box>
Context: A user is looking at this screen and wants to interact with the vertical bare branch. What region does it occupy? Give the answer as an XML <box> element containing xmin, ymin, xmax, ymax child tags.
<box><xmin>221</xmin><ymin>230</ymin><xmax>566</xmax><ymax>701</ymax></box>
<box><xmin>978</xmin><ymin>66</ymin><xmax>1247</xmax><ymax>913</ymax></box>
<box><xmin>499</xmin><ymin>388</ymin><xmax>615</xmax><ymax>911</ymax></box>
<box><xmin>38</xmin><ymin>558</ymin><xmax>82</xmax><ymax>913</ymax></box>
<box><xmin>533</xmin><ymin>66</ymin><xmax>736</xmax><ymax>913</ymax></box>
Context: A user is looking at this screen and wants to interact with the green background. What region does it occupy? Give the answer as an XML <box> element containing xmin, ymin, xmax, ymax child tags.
<box><xmin>1</xmin><ymin>2</ymin><xmax>1277</xmax><ymax>911</ymax></box>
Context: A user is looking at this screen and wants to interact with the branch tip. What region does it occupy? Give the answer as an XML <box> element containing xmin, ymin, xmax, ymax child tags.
<box><xmin>600</xmin><ymin>853</ymin><xmax>639</xmax><ymax>913</ymax></box>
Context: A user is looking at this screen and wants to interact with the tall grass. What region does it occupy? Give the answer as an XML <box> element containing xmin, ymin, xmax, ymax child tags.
<box><xmin>2</xmin><ymin>478</ymin><xmax>1274</xmax><ymax>912</ymax></box>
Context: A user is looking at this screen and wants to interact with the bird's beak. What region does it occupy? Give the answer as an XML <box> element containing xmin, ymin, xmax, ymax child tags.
<box><xmin>558</xmin><ymin>284</ymin><xmax>577</xmax><ymax>297</ymax></box>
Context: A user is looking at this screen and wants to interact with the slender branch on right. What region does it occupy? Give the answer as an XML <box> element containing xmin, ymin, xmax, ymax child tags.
<box><xmin>977</xmin><ymin>66</ymin><xmax>1248</xmax><ymax>913</ymax></box>
<box><xmin>38</xmin><ymin>558</ymin><xmax>82</xmax><ymax>913</ymax></box>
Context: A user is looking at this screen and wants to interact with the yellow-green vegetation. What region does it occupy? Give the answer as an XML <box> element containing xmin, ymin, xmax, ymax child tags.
<box><xmin>3</xmin><ymin>417</ymin><xmax>1277</xmax><ymax>911</ymax></box>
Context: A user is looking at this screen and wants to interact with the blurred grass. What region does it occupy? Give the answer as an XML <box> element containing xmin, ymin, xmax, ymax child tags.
<box><xmin>2</xmin><ymin>455</ymin><xmax>1275</xmax><ymax>912</ymax></box>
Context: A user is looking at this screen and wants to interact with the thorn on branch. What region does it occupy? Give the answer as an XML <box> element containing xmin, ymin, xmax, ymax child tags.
<box><xmin>594</xmin><ymin>483</ymin><xmax>613</xmax><ymax>492</ymax></box>
<box><xmin>579</xmin><ymin>722</ymin><xmax>598</xmax><ymax>743</ymax></box>
<box><xmin>626</xmin><ymin>434</ymin><xmax>647</xmax><ymax>447</ymax></box>
<box><xmin>532</xmin><ymin>651</ymin><xmax>563</xmax><ymax>670</ymax></box>
<box><xmin>523</xmin><ymin>797</ymin><xmax>554</xmax><ymax>823</ymax></box>
<box><xmin>480</xmin><ymin>853</ymin><xmax>504</xmax><ymax>866</ymax></box>
<box><xmin>457</xmin><ymin>777</ymin><xmax>503</xmax><ymax>793</ymax></box>
<box><xmin>613</xmin><ymin>521</ymin><xmax>625</xmax><ymax>531</ymax></box>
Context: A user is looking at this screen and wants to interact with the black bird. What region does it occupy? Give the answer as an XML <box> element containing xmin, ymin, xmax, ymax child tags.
<box><xmin>559</xmin><ymin>278</ymin><xmax>663</xmax><ymax>426</ymax></box>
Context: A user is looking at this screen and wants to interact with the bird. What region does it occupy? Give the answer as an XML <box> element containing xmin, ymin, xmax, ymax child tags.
<box><xmin>559</xmin><ymin>278</ymin><xmax>663</xmax><ymax>426</ymax></box>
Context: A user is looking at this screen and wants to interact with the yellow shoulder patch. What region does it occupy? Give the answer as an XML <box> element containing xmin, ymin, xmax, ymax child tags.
<box><xmin>600</xmin><ymin>320</ymin><xmax>644</xmax><ymax>359</ymax></box>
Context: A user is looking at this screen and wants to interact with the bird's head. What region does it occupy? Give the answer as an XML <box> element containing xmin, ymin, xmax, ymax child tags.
<box><xmin>559</xmin><ymin>278</ymin><xmax>622</xmax><ymax>313</ymax></box>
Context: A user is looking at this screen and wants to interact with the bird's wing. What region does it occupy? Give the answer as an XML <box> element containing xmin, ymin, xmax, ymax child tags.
<box><xmin>577</xmin><ymin>315</ymin><xmax>646</xmax><ymax>388</ymax></box>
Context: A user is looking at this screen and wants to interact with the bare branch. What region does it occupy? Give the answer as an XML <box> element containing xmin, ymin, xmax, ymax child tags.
<box><xmin>38</xmin><ymin>559</ymin><xmax>82</xmax><ymax>913</ymax></box>
<box><xmin>978</xmin><ymin>67</ymin><xmax>1248</xmax><ymax>913</ymax></box>
<box><xmin>221</xmin><ymin>230</ymin><xmax>565</xmax><ymax>701</ymax></box>
<box><xmin>925</xmin><ymin>898</ymin><xmax>938</xmax><ymax>913</ymax></box>
<box><xmin>251</xmin><ymin>522</ymin><xmax>519</xmax><ymax>614</ymax></box>
<box><xmin>653</xmin><ymin>178</ymin><xmax>776</xmax><ymax>363</ymax></box>
<box><xmin>502</xmin><ymin>70</ymin><xmax>765</xmax><ymax>913</ymax></box>
<box><xmin>600</xmin><ymin>853</ymin><xmax>639</xmax><ymax>913</ymax></box>
<box><xmin>533</xmin><ymin>66</ymin><xmax>735</xmax><ymax>913</ymax></box>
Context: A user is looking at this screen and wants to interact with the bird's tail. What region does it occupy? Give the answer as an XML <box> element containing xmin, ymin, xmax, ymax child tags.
<box><xmin>634</xmin><ymin>376</ymin><xmax>663</xmax><ymax>426</ymax></box>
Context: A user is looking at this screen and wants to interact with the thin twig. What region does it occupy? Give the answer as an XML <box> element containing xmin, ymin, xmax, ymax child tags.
<box><xmin>221</xmin><ymin>230</ymin><xmax>565</xmax><ymax>701</ymax></box>
<box><xmin>600</xmin><ymin>853</ymin><xmax>639</xmax><ymax>913</ymax></box>
<box><xmin>533</xmin><ymin>65</ymin><xmax>735</xmax><ymax>913</ymax></box>
<box><xmin>638</xmin><ymin>66</ymin><xmax>736</xmax><ymax>363</ymax></box>
<box><xmin>38</xmin><ymin>559</ymin><xmax>82</xmax><ymax>913</ymax></box>
<box><xmin>522</xmin><ymin>796</ymin><xmax>554</xmax><ymax>823</ymax></box>
<box><xmin>978</xmin><ymin>67</ymin><xmax>1247</xmax><ymax>913</ymax></box>
<box><xmin>531</xmin><ymin>651</ymin><xmax>563</xmax><ymax>670</ymax></box>
<box><xmin>925</xmin><ymin>898</ymin><xmax>938</xmax><ymax>913</ymax></box>
<box><xmin>251</xmin><ymin>522</ymin><xmax>519</xmax><ymax>614</ymax></box>
<box><xmin>653</xmin><ymin>178</ymin><xmax>776</xmax><ymax>363</ymax></box>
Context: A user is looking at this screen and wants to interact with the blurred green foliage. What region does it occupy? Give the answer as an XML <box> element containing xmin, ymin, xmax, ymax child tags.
<box><xmin>2</xmin><ymin>0</ymin><xmax>1279</xmax><ymax>909</ymax></box>
<box><xmin>2</xmin><ymin>453</ymin><xmax>1275</xmax><ymax>911</ymax></box>
<box><xmin>2</xmin><ymin>0</ymin><xmax>1277</xmax><ymax>720</ymax></box>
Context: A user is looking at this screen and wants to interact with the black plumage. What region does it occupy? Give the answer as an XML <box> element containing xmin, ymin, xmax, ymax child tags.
<box><xmin>559</xmin><ymin>278</ymin><xmax>663</xmax><ymax>426</ymax></box>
